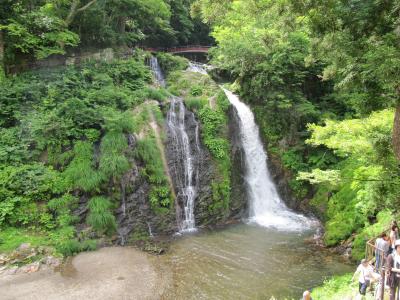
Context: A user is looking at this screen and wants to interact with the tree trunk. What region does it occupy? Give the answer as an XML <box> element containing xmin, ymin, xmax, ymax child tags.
<box><xmin>393</xmin><ymin>102</ymin><xmax>400</xmax><ymax>161</ymax></box>
<box><xmin>65</xmin><ymin>0</ymin><xmax>97</xmax><ymax>27</ymax></box>
<box><xmin>65</xmin><ymin>0</ymin><xmax>81</xmax><ymax>27</ymax></box>
<box><xmin>117</xmin><ymin>17</ymin><xmax>126</xmax><ymax>34</ymax></box>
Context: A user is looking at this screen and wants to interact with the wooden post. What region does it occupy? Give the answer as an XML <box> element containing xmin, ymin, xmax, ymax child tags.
<box><xmin>380</xmin><ymin>266</ymin><xmax>385</xmax><ymax>300</ymax></box>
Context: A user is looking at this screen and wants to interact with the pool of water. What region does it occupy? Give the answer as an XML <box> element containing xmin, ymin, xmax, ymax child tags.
<box><xmin>159</xmin><ymin>224</ymin><xmax>353</xmax><ymax>299</ymax></box>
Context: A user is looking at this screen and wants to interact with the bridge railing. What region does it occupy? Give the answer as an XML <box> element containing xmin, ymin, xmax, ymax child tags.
<box><xmin>140</xmin><ymin>45</ymin><xmax>212</xmax><ymax>53</ymax></box>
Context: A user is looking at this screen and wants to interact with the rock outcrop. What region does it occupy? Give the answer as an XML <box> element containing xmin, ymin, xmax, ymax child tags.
<box><xmin>115</xmin><ymin>134</ymin><xmax>176</xmax><ymax>245</ymax></box>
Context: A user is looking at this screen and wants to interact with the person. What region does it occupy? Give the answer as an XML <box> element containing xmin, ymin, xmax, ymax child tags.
<box><xmin>302</xmin><ymin>290</ymin><xmax>312</xmax><ymax>300</ymax></box>
<box><xmin>390</xmin><ymin>223</ymin><xmax>399</xmax><ymax>253</ymax></box>
<box><xmin>351</xmin><ymin>259</ymin><xmax>375</xmax><ymax>296</ymax></box>
<box><xmin>386</xmin><ymin>239</ymin><xmax>400</xmax><ymax>300</ymax></box>
<box><xmin>375</xmin><ymin>233</ymin><xmax>390</xmax><ymax>271</ymax></box>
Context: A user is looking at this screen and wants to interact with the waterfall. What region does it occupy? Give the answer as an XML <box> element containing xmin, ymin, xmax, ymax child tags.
<box><xmin>222</xmin><ymin>88</ymin><xmax>314</xmax><ymax>231</ymax></box>
<box><xmin>187</xmin><ymin>62</ymin><xmax>208</xmax><ymax>75</ymax></box>
<box><xmin>149</xmin><ymin>56</ymin><xmax>166</xmax><ymax>87</ymax></box>
<box><xmin>149</xmin><ymin>56</ymin><xmax>200</xmax><ymax>232</ymax></box>
<box><xmin>166</xmin><ymin>97</ymin><xmax>200</xmax><ymax>232</ymax></box>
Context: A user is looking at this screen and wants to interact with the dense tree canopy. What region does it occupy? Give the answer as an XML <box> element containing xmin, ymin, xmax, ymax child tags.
<box><xmin>0</xmin><ymin>0</ymin><xmax>213</xmax><ymax>74</ymax></box>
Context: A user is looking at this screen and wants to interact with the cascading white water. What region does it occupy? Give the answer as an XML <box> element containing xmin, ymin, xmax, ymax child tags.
<box><xmin>149</xmin><ymin>56</ymin><xmax>199</xmax><ymax>232</ymax></box>
<box><xmin>222</xmin><ymin>88</ymin><xmax>314</xmax><ymax>231</ymax></box>
<box><xmin>187</xmin><ymin>62</ymin><xmax>209</xmax><ymax>75</ymax></box>
<box><xmin>149</xmin><ymin>56</ymin><xmax>166</xmax><ymax>87</ymax></box>
<box><xmin>166</xmin><ymin>97</ymin><xmax>199</xmax><ymax>232</ymax></box>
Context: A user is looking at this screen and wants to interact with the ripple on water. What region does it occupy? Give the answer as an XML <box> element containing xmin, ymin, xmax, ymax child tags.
<box><xmin>160</xmin><ymin>224</ymin><xmax>353</xmax><ymax>300</ymax></box>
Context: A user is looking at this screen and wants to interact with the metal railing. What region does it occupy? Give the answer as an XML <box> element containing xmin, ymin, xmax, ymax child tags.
<box><xmin>365</xmin><ymin>228</ymin><xmax>391</xmax><ymax>272</ymax></box>
<box><xmin>140</xmin><ymin>45</ymin><xmax>211</xmax><ymax>53</ymax></box>
<box><xmin>365</xmin><ymin>227</ymin><xmax>393</xmax><ymax>300</ymax></box>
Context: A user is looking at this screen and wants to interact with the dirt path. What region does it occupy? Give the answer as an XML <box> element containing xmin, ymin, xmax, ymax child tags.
<box><xmin>0</xmin><ymin>247</ymin><xmax>169</xmax><ymax>300</ymax></box>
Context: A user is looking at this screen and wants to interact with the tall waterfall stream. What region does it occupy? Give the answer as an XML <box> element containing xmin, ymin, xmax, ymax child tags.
<box><xmin>166</xmin><ymin>96</ymin><xmax>200</xmax><ymax>232</ymax></box>
<box><xmin>222</xmin><ymin>88</ymin><xmax>315</xmax><ymax>231</ymax></box>
<box><xmin>150</xmin><ymin>56</ymin><xmax>200</xmax><ymax>232</ymax></box>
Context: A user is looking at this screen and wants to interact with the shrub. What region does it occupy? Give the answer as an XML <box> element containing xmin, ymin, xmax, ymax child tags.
<box><xmin>86</xmin><ymin>196</ymin><xmax>117</xmax><ymax>235</ymax></box>
<box><xmin>144</xmin><ymin>87</ymin><xmax>169</xmax><ymax>102</ymax></box>
<box><xmin>135</xmin><ymin>138</ymin><xmax>172</xmax><ymax>212</ymax></box>
<box><xmin>98</xmin><ymin>131</ymin><xmax>130</xmax><ymax>180</ymax></box>
<box><xmin>57</xmin><ymin>239</ymin><xmax>97</xmax><ymax>256</ymax></box>
<box><xmin>63</xmin><ymin>141</ymin><xmax>104</xmax><ymax>192</ymax></box>
<box><xmin>185</xmin><ymin>97</ymin><xmax>208</xmax><ymax>111</ymax></box>
<box><xmin>155</xmin><ymin>52</ymin><xmax>189</xmax><ymax>74</ymax></box>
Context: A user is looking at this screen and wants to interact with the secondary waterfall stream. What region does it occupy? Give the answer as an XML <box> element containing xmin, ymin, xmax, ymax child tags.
<box><xmin>166</xmin><ymin>97</ymin><xmax>200</xmax><ymax>232</ymax></box>
<box><xmin>150</xmin><ymin>56</ymin><xmax>200</xmax><ymax>232</ymax></box>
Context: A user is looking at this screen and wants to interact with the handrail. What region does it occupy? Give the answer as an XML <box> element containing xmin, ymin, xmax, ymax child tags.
<box><xmin>365</xmin><ymin>227</ymin><xmax>391</xmax><ymax>273</ymax></box>
<box><xmin>140</xmin><ymin>45</ymin><xmax>211</xmax><ymax>53</ymax></box>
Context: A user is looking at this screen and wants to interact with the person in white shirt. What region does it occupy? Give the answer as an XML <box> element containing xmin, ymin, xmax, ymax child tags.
<box><xmin>351</xmin><ymin>259</ymin><xmax>375</xmax><ymax>296</ymax></box>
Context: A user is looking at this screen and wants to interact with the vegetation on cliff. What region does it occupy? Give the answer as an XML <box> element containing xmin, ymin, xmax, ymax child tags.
<box><xmin>0</xmin><ymin>52</ymin><xmax>175</xmax><ymax>256</ymax></box>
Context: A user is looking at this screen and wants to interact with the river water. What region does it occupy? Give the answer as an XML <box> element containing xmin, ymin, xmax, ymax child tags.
<box><xmin>159</xmin><ymin>224</ymin><xmax>352</xmax><ymax>299</ymax></box>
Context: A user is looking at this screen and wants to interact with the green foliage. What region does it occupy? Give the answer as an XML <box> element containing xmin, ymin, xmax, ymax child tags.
<box><xmin>352</xmin><ymin>210</ymin><xmax>393</xmax><ymax>261</ymax></box>
<box><xmin>302</xmin><ymin>110</ymin><xmax>399</xmax><ymax>248</ymax></box>
<box><xmin>1</xmin><ymin>4</ymin><xmax>79</xmax><ymax>61</ymax></box>
<box><xmin>57</xmin><ymin>239</ymin><xmax>97</xmax><ymax>257</ymax></box>
<box><xmin>312</xmin><ymin>273</ymin><xmax>355</xmax><ymax>300</ymax></box>
<box><xmin>155</xmin><ymin>52</ymin><xmax>189</xmax><ymax>75</ymax></box>
<box><xmin>0</xmin><ymin>163</ymin><xmax>65</xmax><ymax>228</ymax></box>
<box><xmin>190</xmin><ymin>85</ymin><xmax>203</xmax><ymax>96</ymax></box>
<box><xmin>144</xmin><ymin>87</ymin><xmax>170</xmax><ymax>102</ymax></box>
<box><xmin>0</xmin><ymin>57</ymin><xmax>152</xmax><ymax>256</ymax></box>
<box><xmin>135</xmin><ymin>138</ymin><xmax>172</xmax><ymax>213</ymax></box>
<box><xmin>198</xmin><ymin>107</ymin><xmax>229</xmax><ymax>159</ymax></box>
<box><xmin>86</xmin><ymin>197</ymin><xmax>117</xmax><ymax>235</ymax></box>
<box><xmin>98</xmin><ymin>131</ymin><xmax>130</xmax><ymax>180</ymax></box>
<box><xmin>0</xmin><ymin>227</ymin><xmax>51</xmax><ymax>253</ymax></box>
<box><xmin>63</xmin><ymin>141</ymin><xmax>103</xmax><ymax>192</ymax></box>
<box><xmin>185</xmin><ymin>97</ymin><xmax>208</xmax><ymax>111</ymax></box>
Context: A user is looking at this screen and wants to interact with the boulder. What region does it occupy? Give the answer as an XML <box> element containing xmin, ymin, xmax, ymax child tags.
<box><xmin>0</xmin><ymin>254</ymin><xmax>9</xmax><ymax>266</ymax></box>
<box><xmin>43</xmin><ymin>256</ymin><xmax>61</xmax><ymax>267</ymax></box>
<box><xmin>9</xmin><ymin>243</ymin><xmax>36</xmax><ymax>264</ymax></box>
<box><xmin>21</xmin><ymin>262</ymin><xmax>40</xmax><ymax>273</ymax></box>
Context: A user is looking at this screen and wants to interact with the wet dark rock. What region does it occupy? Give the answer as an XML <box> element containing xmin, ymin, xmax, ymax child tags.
<box><xmin>195</xmin><ymin>104</ymin><xmax>247</xmax><ymax>226</ymax></box>
<box><xmin>116</xmin><ymin>160</ymin><xmax>176</xmax><ymax>245</ymax></box>
<box><xmin>165</xmin><ymin>98</ymin><xmax>201</xmax><ymax>230</ymax></box>
<box><xmin>227</xmin><ymin>105</ymin><xmax>248</xmax><ymax>220</ymax></box>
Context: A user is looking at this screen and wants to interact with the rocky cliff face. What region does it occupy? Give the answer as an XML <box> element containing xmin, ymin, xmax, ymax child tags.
<box><xmin>269</xmin><ymin>158</ymin><xmax>303</xmax><ymax>212</ymax></box>
<box><xmin>115</xmin><ymin>134</ymin><xmax>176</xmax><ymax>244</ymax></box>
<box><xmin>164</xmin><ymin>102</ymin><xmax>248</xmax><ymax>229</ymax></box>
<box><xmin>115</xmin><ymin>101</ymin><xmax>249</xmax><ymax>239</ymax></box>
<box><xmin>227</xmin><ymin>105</ymin><xmax>247</xmax><ymax>219</ymax></box>
<box><xmin>195</xmin><ymin>104</ymin><xmax>247</xmax><ymax>227</ymax></box>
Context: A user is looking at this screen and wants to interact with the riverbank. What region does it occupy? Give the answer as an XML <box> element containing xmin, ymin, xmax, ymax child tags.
<box><xmin>0</xmin><ymin>247</ymin><xmax>169</xmax><ymax>300</ymax></box>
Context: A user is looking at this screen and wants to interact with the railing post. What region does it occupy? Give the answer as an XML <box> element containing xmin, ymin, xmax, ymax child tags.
<box><xmin>380</xmin><ymin>266</ymin><xmax>385</xmax><ymax>300</ymax></box>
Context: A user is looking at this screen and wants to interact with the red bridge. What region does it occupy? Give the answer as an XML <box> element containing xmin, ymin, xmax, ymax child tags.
<box><xmin>142</xmin><ymin>45</ymin><xmax>211</xmax><ymax>54</ymax></box>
